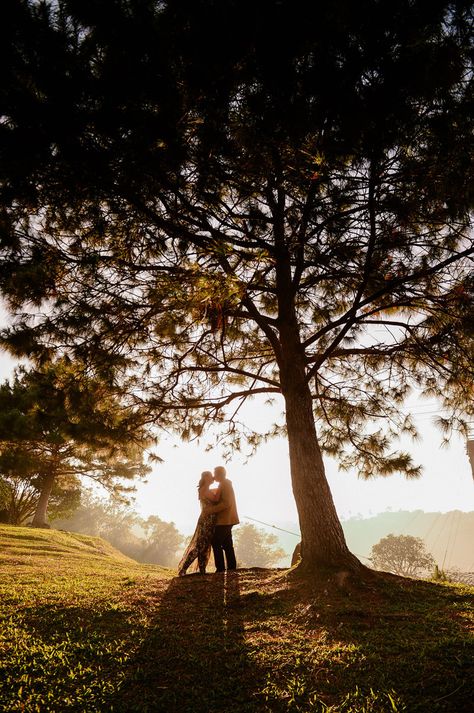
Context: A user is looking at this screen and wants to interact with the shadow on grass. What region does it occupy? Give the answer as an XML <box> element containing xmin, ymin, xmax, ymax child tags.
<box><xmin>113</xmin><ymin>571</ymin><xmax>263</xmax><ymax>713</ymax></box>
<box><xmin>2</xmin><ymin>567</ymin><xmax>472</xmax><ymax>713</ymax></box>
<box><xmin>271</xmin><ymin>573</ymin><xmax>474</xmax><ymax>713</ymax></box>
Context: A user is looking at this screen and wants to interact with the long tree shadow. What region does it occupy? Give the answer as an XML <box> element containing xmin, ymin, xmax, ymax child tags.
<box><xmin>115</xmin><ymin>571</ymin><xmax>263</xmax><ymax>713</ymax></box>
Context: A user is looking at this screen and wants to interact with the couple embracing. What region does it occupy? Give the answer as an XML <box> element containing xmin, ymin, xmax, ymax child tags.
<box><xmin>178</xmin><ymin>466</ymin><xmax>239</xmax><ymax>576</ymax></box>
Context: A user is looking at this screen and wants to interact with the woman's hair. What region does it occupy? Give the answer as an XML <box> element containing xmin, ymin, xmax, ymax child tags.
<box><xmin>198</xmin><ymin>470</ymin><xmax>213</xmax><ymax>492</ymax></box>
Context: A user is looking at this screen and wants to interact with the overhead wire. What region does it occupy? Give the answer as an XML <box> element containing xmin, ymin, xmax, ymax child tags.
<box><xmin>242</xmin><ymin>515</ymin><xmax>373</xmax><ymax>562</ymax></box>
<box><xmin>441</xmin><ymin>510</ymin><xmax>457</xmax><ymax>571</ymax></box>
<box><xmin>428</xmin><ymin>511</ymin><xmax>451</xmax><ymax>553</ymax></box>
<box><xmin>446</xmin><ymin>510</ymin><xmax>463</xmax><ymax>570</ymax></box>
<box><xmin>242</xmin><ymin>515</ymin><xmax>300</xmax><ymax>537</ymax></box>
<box><xmin>400</xmin><ymin>509</ymin><xmax>423</xmax><ymax>533</ymax></box>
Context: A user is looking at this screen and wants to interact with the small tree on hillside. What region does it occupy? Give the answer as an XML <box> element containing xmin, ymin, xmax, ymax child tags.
<box><xmin>0</xmin><ymin>360</ymin><xmax>154</xmax><ymax>527</ymax></box>
<box><xmin>370</xmin><ymin>534</ymin><xmax>435</xmax><ymax>578</ymax></box>
<box><xmin>234</xmin><ymin>524</ymin><xmax>286</xmax><ymax>568</ymax></box>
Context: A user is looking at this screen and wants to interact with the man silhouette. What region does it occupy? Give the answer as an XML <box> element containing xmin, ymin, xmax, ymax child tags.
<box><xmin>205</xmin><ymin>466</ymin><xmax>239</xmax><ymax>572</ymax></box>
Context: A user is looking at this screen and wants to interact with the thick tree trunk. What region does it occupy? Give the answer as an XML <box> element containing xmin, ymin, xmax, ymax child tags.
<box><xmin>273</xmin><ymin>210</ymin><xmax>363</xmax><ymax>573</ymax></box>
<box><xmin>31</xmin><ymin>470</ymin><xmax>56</xmax><ymax>528</ymax></box>
<box><xmin>276</xmin><ymin>290</ymin><xmax>362</xmax><ymax>572</ymax></box>
<box><xmin>283</xmin><ymin>373</ymin><xmax>361</xmax><ymax>572</ymax></box>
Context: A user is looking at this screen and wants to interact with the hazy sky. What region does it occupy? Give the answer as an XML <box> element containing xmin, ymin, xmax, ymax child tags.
<box><xmin>135</xmin><ymin>395</ymin><xmax>474</xmax><ymax>535</ymax></box>
<box><xmin>1</xmin><ymin>349</ymin><xmax>473</xmax><ymax>536</ymax></box>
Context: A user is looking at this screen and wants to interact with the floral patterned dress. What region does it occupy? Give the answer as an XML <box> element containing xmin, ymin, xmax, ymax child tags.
<box><xmin>177</xmin><ymin>489</ymin><xmax>218</xmax><ymax>575</ymax></box>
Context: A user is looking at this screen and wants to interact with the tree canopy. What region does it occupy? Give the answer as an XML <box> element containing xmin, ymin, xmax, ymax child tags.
<box><xmin>370</xmin><ymin>533</ymin><xmax>435</xmax><ymax>577</ymax></box>
<box><xmin>0</xmin><ymin>0</ymin><xmax>473</xmax><ymax>570</ymax></box>
<box><xmin>0</xmin><ymin>359</ymin><xmax>153</xmax><ymax>526</ymax></box>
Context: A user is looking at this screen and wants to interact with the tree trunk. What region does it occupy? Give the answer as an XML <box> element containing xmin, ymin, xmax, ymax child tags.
<box><xmin>31</xmin><ymin>470</ymin><xmax>56</xmax><ymax>528</ymax></box>
<box><xmin>283</xmin><ymin>373</ymin><xmax>361</xmax><ymax>572</ymax></box>
<box><xmin>273</xmin><ymin>213</ymin><xmax>363</xmax><ymax>573</ymax></box>
<box><xmin>276</xmin><ymin>290</ymin><xmax>362</xmax><ymax>572</ymax></box>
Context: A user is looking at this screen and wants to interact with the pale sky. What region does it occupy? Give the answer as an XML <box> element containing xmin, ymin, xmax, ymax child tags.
<box><xmin>134</xmin><ymin>395</ymin><xmax>474</xmax><ymax>536</ymax></box>
<box><xmin>1</xmin><ymin>348</ymin><xmax>473</xmax><ymax>536</ymax></box>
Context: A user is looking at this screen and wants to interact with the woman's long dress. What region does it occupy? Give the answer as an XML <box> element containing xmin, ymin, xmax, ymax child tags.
<box><xmin>177</xmin><ymin>496</ymin><xmax>217</xmax><ymax>575</ymax></box>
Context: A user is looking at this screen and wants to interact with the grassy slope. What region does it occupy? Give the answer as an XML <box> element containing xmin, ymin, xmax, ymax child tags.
<box><xmin>0</xmin><ymin>525</ymin><xmax>473</xmax><ymax>713</ymax></box>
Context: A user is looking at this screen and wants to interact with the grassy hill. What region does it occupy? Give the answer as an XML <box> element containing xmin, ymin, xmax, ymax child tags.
<box><xmin>0</xmin><ymin>525</ymin><xmax>473</xmax><ymax>712</ymax></box>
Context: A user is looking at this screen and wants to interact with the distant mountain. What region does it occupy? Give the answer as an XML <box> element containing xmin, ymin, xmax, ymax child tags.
<box><xmin>255</xmin><ymin>511</ymin><xmax>474</xmax><ymax>571</ymax></box>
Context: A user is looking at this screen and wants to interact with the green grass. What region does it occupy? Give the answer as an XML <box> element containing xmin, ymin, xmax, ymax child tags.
<box><xmin>0</xmin><ymin>524</ymin><xmax>473</xmax><ymax>712</ymax></box>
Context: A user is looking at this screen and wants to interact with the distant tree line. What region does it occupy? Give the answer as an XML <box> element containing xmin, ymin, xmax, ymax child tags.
<box><xmin>342</xmin><ymin>510</ymin><xmax>474</xmax><ymax>572</ymax></box>
<box><xmin>234</xmin><ymin>524</ymin><xmax>286</xmax><ymax>569</ymax></box>
<box><xmin>53</xmin><ymin>490</ymin><xmax>185</xmax><ymax>568</ymax></box>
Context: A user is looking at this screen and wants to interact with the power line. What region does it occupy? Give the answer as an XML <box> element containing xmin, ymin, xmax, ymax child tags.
<box><xmin>446</xmin><ymin>510</ymin><xmax>463</xmax><ymax>570</ymax></box>
<box><xmin>422</xmin><ymin>512</ymin><xmax>442</xmax><ymax>543</ymax></box>
<box><xmin>242</xmin><ymin>515</ymin><xmax>372</xmax><ymax>562</ymax></box>
<box><xmin>429</xmin><ymin>511</ymin><xmax>451</xmax><ymax>553</ymax></box>
<box><xmin>400</xmin><ymin>510</ymin><xmax>423</xmax><ymax>533</ymax></box>
<box><xmin>441</xmin><ymin>511</ymin><xmax>456</xmax><ymax>571</ymax></box>
<box><xmin>242</xmin><ymin>515</ymin><xmax>300</xmax><ymax>537</ymax></box>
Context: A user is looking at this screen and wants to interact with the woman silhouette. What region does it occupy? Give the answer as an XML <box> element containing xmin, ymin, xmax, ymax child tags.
<box><xmin>177</xmin><ymin>471</ymin><xmax>220</xmax><ymax>575</ymax></box>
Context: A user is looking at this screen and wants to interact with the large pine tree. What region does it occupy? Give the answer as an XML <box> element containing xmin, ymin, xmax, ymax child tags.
<box><xmin>0</xmin><ymin>1</ymin><xmax>473</xmax><ymax>570</ymax></box>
